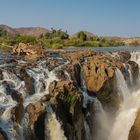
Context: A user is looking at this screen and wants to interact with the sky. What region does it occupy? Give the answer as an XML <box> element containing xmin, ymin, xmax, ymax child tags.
<box><xmin>0</xmin><ymin>0</ymin><xmax>140</xmax><ymax>37</ymax></box>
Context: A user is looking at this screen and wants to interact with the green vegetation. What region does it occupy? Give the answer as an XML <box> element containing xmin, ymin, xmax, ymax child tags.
<box><xmin>59</xmin><ymin>92</ymin><xmax>82</xmax><ymax>107</ymax></box>
<box><xmin>0</xmin><ymin>28</ymin><xmax>127</xmax><ymax>49</ymax></box>
<box><xmin>15</xmin><ymin>35</ymin><xmax>37</xmax><ymax>44</ymax></box>
<box><xmin>52</xmin><ymin>43</ymin><xmax>63</xmax><ymax>49</ymax></box>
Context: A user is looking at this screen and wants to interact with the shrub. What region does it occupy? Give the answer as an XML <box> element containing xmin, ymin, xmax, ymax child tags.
<box><xmin>15</xmin><ymin>35</ymin><xmax>37</xmax><ymax>44</ymax></box>
<box><xmin>52</xmin><ymin>43</ymin><xmax>63</xmax><ymax>49</ymax></box>
<box><xmin>77</xmin><ymin>31</ymin><xmax>87</xmax><ymax>41</ymax></box>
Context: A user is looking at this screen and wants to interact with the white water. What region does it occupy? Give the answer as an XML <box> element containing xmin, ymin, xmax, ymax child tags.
<box><xmin>0</xmin><ymin>59</ymin><xmax>68</xmax><ymax>140</ymax></box>
<box><xmin>0</xmin><ymin>71</ymin><xmax>19</xmax><ymax>140</ymax></box>
<box><xmin>115</xmin><ymin>68</ymin><xmax>130</xmax><ymax>100</ymax></box>
<box><xmin>45</xmin><ymin>103</ymin><xmax>67</xmax><ymax>140</ymax></box>
<box><xmin>1</xmin><ymin>51</ymin><xmax>140</xmax><ymax>140</ymax></box>
<box><xmin>108</xmin><ymin>68</ymin><xmax>140</xmax><ymax>140</ymax></box>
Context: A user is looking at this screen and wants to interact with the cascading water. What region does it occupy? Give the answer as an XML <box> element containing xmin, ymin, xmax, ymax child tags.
<box><xmin>45</xmin><ymin>103</ymin><xmax>67</xmax><ymax>140</ymax></box>
<box><xmin>115</xmin><ymin>68</ymin><xmax>130</xmax><ymax>100</ymax></box>
<box><xmin>1</xmin><ymin>50</ymin><xmax>140</xmax><ymax>140</ymax></box>
<box><xmin>108</xmin><ymin>67</ymin><xmax>140</xmax><ymax>140</ymax></box>
<box><xmin>0</xmin><ymin>57</ymin><xmax>68</xmax><ymax>140</ymax></box>
<box><xmin>80</xmin><ymin>68</ymin><xmax>110</xmax><ymax>140</ymax></box>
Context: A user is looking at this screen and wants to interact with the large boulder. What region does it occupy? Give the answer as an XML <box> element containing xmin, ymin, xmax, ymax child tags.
<box><xmin>82</xmin><ymin>54</ymin><xmax>124</xmax><ymax>109</ymax></box>
<box><xmin>118</xmin><ymin>51</ymin><xmax>131</xmax><ymax>63</ymax></box>
<box><xmin>129</xmin><ymin>109</ymin><xmax>140</xmax><ymax>140</ymax></box>
<box><xmin>49</xmin><ymin>80</ymin><xmax>85</xmax><ymax>140</ymax></box>
<box><xmin>83</xmin><ymin>54</ymin><xmax>123</xmax><ymax>93</ymax></box>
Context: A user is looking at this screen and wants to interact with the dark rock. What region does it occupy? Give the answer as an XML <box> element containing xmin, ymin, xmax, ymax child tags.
<box><xmin>118</xmin><ymin>51</ymin><xmax>131</xmax><ymax>63</ymax></box>
<box><xmin>0</xmin><ymin>128</ymin><xmax>8</xmax><ymax>140</ymax></box>
<box><xmin>128</xmin><ymin>61</ymin><xmax>139</xmax><ymax>84</ymax></box>
<box><xmin>49</xmin><ymin>80</ymin><xmax>85</xmax><ymax>140</ymax></box>
<box><xmin>129</xmin><ymin>109</ymin><xmax>140</xmax><ymax>140</ymax></box>
<box><xmin>24</xmin><ymin>102</ymin><xmax>46</xmax><ymax>140</ymax></box>
<box><xmin>11</xmin><ymin>99</ymin><xmax>24</xmax><ymax>124</ymax></box>
<box><xmin>19</xmin><ymin>68</ymin><xmax>35</xmax><ymax>95</ymax></box>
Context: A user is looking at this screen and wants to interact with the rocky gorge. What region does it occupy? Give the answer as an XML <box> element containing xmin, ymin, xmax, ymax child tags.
<box><xmin>0</xmin><ymin>44</ymin><xmax>140</xmax><ymax>140</ymax></box>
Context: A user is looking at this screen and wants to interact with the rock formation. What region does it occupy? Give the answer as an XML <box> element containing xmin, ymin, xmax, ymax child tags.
<box><xmin>0</xmin><ymin>49</ymin><xmax>139</xmax><ymax>140</ymax></box>
<box><xmin>12</xmin><ymin>43</ymin><xmax>44</xmax><ymax>61</ymax></box>
<box><xmin>129</xmin><ymin>109</ymin><xmax>140</xmax><ymax>140</ymax></box>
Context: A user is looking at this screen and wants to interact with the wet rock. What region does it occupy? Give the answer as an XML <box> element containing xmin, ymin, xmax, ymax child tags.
<box><xmin>0</xmin><ymin>69</ymin><xmax>3</xmax><ymax>80</ymax></box>
<box><xmin>18</xmin><ymin>68</ymin><xmax>35</xmax><ymax>95</ymax></box>
<box><xmin>56</xmin><ymin>63</ymin><xmax>81</xmax><ymax>85</ymax></box>
<box><xmin>0</xmin><ymin>128</ymin><xmax>8</xmax><ymax>140</ymax></box>
<box><xmin>26</xmin><ymin>102</ymin><xmax>46</xmax><ymax>125</ymax></box>
<box><xmin>65</xmin><ymin>63</ymin><xmax>81</xmax><ymax>86</ymax></box>
<box><xmin>11</xmin><ymin>99</ymin><xmax>24</xmax><ymax>124</ymax></box>
<box><xmin>129</xmin><ymin>109</ymin><xmax>140</xmax><ymax>140</ymax></box>
<box><xmin>25</xmin><ymin>102</ymin><xmax>46</xmax><ymax>140</ymax></box>
<box><xmin>118</xmin><ymin>51</ymin><xmax>131</xmax><ymax>63</ymax></box>
<box><xmin>45</xmin><ymin>57</ymin><xmax>64</xmax><ymax>71</ymax></box>
<box><xmin>2</xmin><ymin>81</ymin><xmax>22</xmax><ymax>102</ymax></box>
<box><xmin>49</xmin><ymin>80</ymin><xmax>85</xmax><ymax>140</ymax></box>
<box><xmin>40</xmin><ymin>94</ymin><xmax>51</xmax><ymax>102</ymax></box>
<box><xmin>82</xmin><ymin>54</ymin><xmax>124</xmax><ymax>109</ymax></box>
<box><xmin>128</xmin><ymin>61</ymin><xmax>139</xmax><ymax>83</ymax></box>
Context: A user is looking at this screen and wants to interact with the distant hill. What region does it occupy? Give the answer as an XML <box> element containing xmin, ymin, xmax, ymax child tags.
<box><xmin>15</xmin><ymin>27</ymin><xmax>49</xmax><ymax>37</ymax></box>
<box><xmin>0</xmin><ymin>24</ymin><xmax>18</xmax><ymax>35</ymax></box>
<box><xmin>0</xmin><ymin>24</ymin><xmax>49</xmax><ymax>36</ymax></box>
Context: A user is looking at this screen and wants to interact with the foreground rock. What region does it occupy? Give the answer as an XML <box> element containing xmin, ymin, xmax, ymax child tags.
<box><xmin>0</xmin><ymin>128</ymin><xmax>8</xmax><ymax>140</ymax></box>
<box><xmin>0</xmin><ymin>49</ymin><xmax>139</xmax><ymax>140</ymax></box>
<box><xmin>49</xmin><ymin>80</ymin><xmax>85</xmax><ymax>140</ymax></box>
<box><xmin>129</xmin><ymin>109</ymin><xmax>140</xmax><ymax>140</ymax></box>
<box><xmin>24</xmin><ymin>102</ymin><xmax>46</xmax><ymax>140</ymax></box>
<box><xmin>82</xmin><ymin>54</ymin><xmax>123</xmax><ymax>109</ymax></box>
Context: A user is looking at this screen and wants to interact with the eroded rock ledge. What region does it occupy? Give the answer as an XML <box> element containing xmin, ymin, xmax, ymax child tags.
<box><xmin>0</xmin><ymin>47</ymin><xmax>139</xmax><ymax>140</ymax></box>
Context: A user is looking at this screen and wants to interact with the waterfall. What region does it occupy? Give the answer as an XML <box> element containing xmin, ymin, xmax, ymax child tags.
<box><xmin>128</xmin><ymin>64</ymin><xmax>133</xmax><ymax>86</ymax></box>
<box><xmin>45</xmin><ymin>103</ymin><xmax>67</xmax><ymax>140</ymax></box>
<box><xmin>115</xmin><ymin>68</ymin><xmax>130</xmax><ymax>100</ymax></box>
<box><xmin>0</xmin><ymin>58</ymin><xmax>68</xmax><ymax>140</ymax></box>
<box><xmin>108</xmin><ymin>67</ymin><xmax>140</xmax><ymax>140</ymax></box>
<box><xmin>92</xmin><ymin>98</ymin><xmax>110</xmax><ymax>140</ymax></box>
<box><xmin>131</xmin><ymin>52</ymin><xmax>140</xmax><ymax>65</ymax></box>
<box><xmin>108</xmin><ymin>109</ymin><xmax>137</xmax><ymax>140</ymax></box>
<box><xmin>80</xmin><ymin>66</ymin><xmax>110</xmax><ymax>140</ymax></box>
<box><xmin>80</xmin><ymin>70</ymin><xmax>92</xmax><ymax>108</ymax></box>
<box><xmin>0</xmin><ymin>71</ymin><xmax>19</xmax><ymax>140</ymax></box>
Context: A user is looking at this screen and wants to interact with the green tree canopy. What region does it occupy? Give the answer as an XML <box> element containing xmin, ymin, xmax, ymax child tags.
<box><xmin>77</xmin><ymin>31</ymin><xmax>87</xmax><ymax>41</ymax></box>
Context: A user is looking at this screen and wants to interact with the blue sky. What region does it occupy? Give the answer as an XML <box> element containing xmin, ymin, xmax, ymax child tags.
<box><xmin>0</xmin><ymin>0</ymin><xmax>140</xmax><ymax>36</ymax></box>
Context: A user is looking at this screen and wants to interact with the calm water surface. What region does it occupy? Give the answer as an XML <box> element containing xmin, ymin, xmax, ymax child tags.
<box><xmin>65</xmin><ymin>46</ymin><xmax>140</xmax><ymax>52</ymax></box>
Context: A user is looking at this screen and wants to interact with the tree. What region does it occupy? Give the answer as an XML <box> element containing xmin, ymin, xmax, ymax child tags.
<box><xmin>0</xmin><ymin>29</ymin><xmax>7</xmax><ymax>37</ymax></box>
<box><xmin>77</xmin><ymin>31</ymin><xmax>87</xmax><ymax>41</ymax></box>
